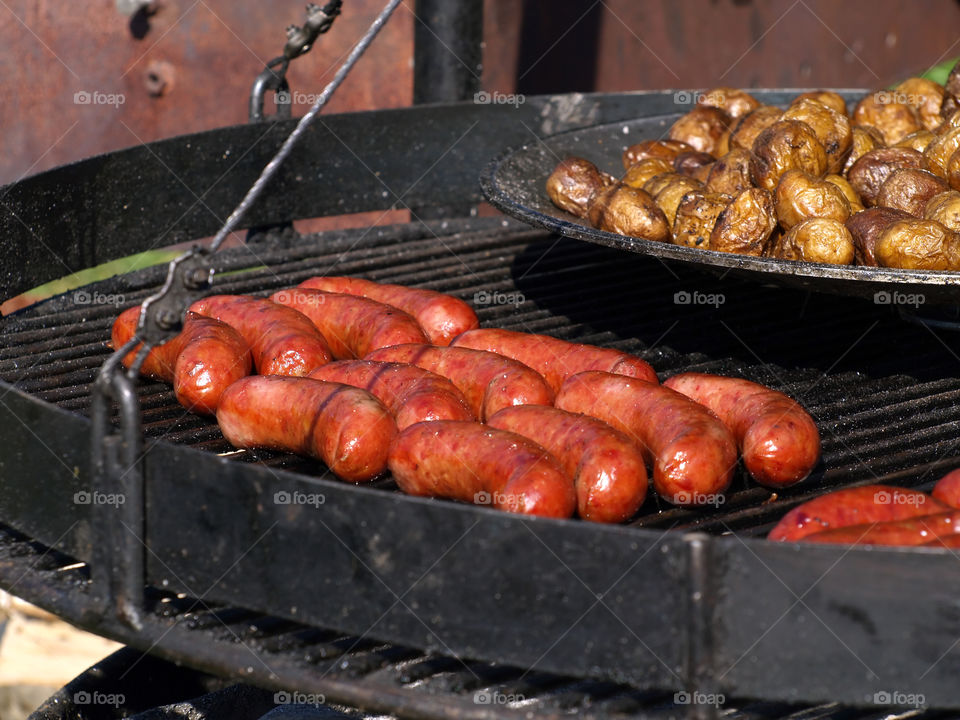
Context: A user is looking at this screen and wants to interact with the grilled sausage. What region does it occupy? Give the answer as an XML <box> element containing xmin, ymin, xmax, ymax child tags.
<box><xmin>802</xmin><ymin>510</ymin><xmax>960</xmax><ymax>546</ymax></box>
<box><xmin>190</xmin><ymin>295</ymin><xmax>332</xmax><ymax>376</ymax></box>
<box><xmin>555</xmin><ymin>371</ymin><xmax>736</xmax><ymax>506</ymax></box>
<box><xmin>297</xmin><ymin>276</ymin><xmax>478</xmax><ymax>346</ymax></box>
<box><xmin>767</xmin><ymin>485</ymin><xmax>949</xmax><ymax>541</ymax></box>
<box><xmin>271</xmin><ymin>288</ymin><xmax>428</xmax><ymax>359</ymax></box>
<box><xmin>307</xmin><ymin>360</ymin><xmax>474</xmax><ymax>429</ymax></box>
<box><xmin>112</xmin><ymin>307</ymin><xmax>252</xmax><ymax>415</ymax></box>
<box><xmin>365</xmin><ymin>344</ymin><xmax>554</xmax><ymax>421</ymax></box>
<box><xmin>216</xmin><ymin>376</ymin><xmax>396</xmax><ymax>482</ymax></box>
<box><xmin>932</xmin><ymin>468</ymin><xmax>960</xmax><ymax>508</ymax></box>
<box><xmin>663</xmin><ymin>372</ymin><xmax>820</xmax><ymax>488</ymax></box>
<box><xmin>450</xmin><ymin>328</ymin><xmax>658</xmax><ymax>394</ymax></box>
<box><xmin>488</xmin><ymin>406</ymin><xmax>648</xmax><ymax>523</ymax></box>
<box><xmin>923</xmin><ymin>534</ymin><xmax>960</xmax><ymax>548</ymax></box>
<box><xmin>387</xmin><ymin>421</ymin><xmax>576</xmax><ymax>518</ymax></box>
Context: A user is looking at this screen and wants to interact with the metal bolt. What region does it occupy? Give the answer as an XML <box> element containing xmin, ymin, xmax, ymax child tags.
<box><xmin>286</xmin><ymin>24</ymin><xmax>300</xmax><ymax>38</ymax></box>
<box><xmin>155</xmin><ymin>309</ymin><xmax>181</xmax><ymax>331</ymax></box>
<box><xmin>144</xmin><ymin>60</ymin><xmax>175</xmax><ymax>97</ymax></box>
<box><xmin>183</xmin><ymin>267</ymin><xmax>211</xmax><ymax>290</ymax></box>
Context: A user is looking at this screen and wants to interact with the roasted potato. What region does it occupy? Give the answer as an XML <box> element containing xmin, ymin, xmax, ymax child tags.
<box><xmin>923</xmin><ymin>190</ymin><xmax>960</xmax><ymax>232</ymax></box>
<box><xmin>846</xmin><ymin>147</ymin><xmax>926</xmax><ymax>206</ymax></box>
<box><xmin>710</xmin><ymin>187</ymin><xmax>777</xmax><ymax>255</ymax></box>
<box><xmin>852</xmin><ymin>92</ymin><xmax>922</xmax><ymax>145</ymax></box>
<box><xmin>768</xmin><ymin>217</ymin><xmax>856</xmax><ymax>265</ymax></box>
<box><xmin>874</xmin><ymin>168</ymin><xmax>949</xmax><ymax>216</ymax></box>
<box><xmin>824</xmin><ymin>174</ymin><xmax>865</xmax><ymax>213</ymax></box>
<box><xmin>705</xmin><ymin>148</ymin><xmax>755</xmax><ymax>195</ymax></box>
<box><xmin>947</xmin><ymin>148</ymin><xmax>960</xmax><ymax>191</ymax></box>
<box><xmin>643</xmin><ymin>171</ymin><xmax>689</xmax><ymax>198</ymax></box>
<box><xmin>588</xmin><ymin>184</ymin><xmax>671</xmax><ymax>242</ymax></box>
<box><xmin>669</xmin><ymin>106</ymin><xmax>732</xmax><ymax>157</ymax></box>
<box><xmin>792</xmin><ymin>91</ymin><xmax>848</xmax><ymax>116</ymax></box>
<box><xmin>894</xmin><ymin>129</ymin><xmax>936</xmax><ymax>153</ymax></box>
<box><xmin>923</xmin><ymin>126</ymin><xmax>960</xmax><ymax>177</ymax></box>
<box><xmin>672</xmin><ymin>190</ymin><xmax>731</xmax><ymax>249</ymax></box>
<box><xmin>936</xmin><ymin>109</ymin><xmax>960</xmax><ymax>135</ymax></box>
<box><xmin>653</xmin><ymin>176</ymin><xmax>703</xmax><ymax>227</ymax></box>
<box><xmin>673</xmin><ymin>151</ymin><xmax>716</xmax><ymax>178</ymax></box>
<box><xmin>843</xmin><ymin>125</ymin><xmax>886</xmax><ymax>174</ymax></box>
<box><xmin>875</xmin><ymin>218</ymin><xmax>960</xmax><ymax>269</ymax></box>
<box><xmin>775</xmin><ymin>169</ymin><xmax>851</xmax><ymax>229</ymax></box>
<box><xmin>750</xmin><ymin>120</ymin><xmax>828</xmax><ymax>191</ymax></box>
<box><xmin>729</xmin><ymin>105</ymin><xmax>783</xmax><ymax>151</ymax></box>
<box><xmin>622</xmin><ymin>158</ymin><xmax>674</xmax><ymax>190</ymax></box>
<box><xmin>697</xmin><ymin>87</ymin><xmax>761</xmax><ymax>119</ymax></box>
<box><xmin>622</xmin><ymin>139</ymin><xmax>695</xmax><ymax>170</ymax></box>
<box><xmin>546</xmin><ymin>157</ymin><xmax>607</xmax><ymax>218</ymax></box>
<box><xmin>845</xmin><ymin>207</ymin><xmax>913</xmax><ymax>266</ymax></box>
<box><xmin>692</xmin><ymin>162</ymin><xmax>714</xmax><ymax>184</ymax></box>
<box><xmin>894</xmin><ymin>77</ymin><xmax>946</xmax><ymax>131</ymax></box>
<box><xmin>782</xmin><ymin>98</ymin><xmax>853</xmax><ymax>174</ymax></box>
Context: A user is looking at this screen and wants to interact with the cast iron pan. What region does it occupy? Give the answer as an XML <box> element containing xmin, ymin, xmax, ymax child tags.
<box><xmin>480</xmin><ymin>113</ymin><xmax>960</xmax><ymax>304</ymax></box>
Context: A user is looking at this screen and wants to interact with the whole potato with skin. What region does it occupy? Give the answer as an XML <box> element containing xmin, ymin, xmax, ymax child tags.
<box><xmin>875</xmin><ymin>218</ymin><xmax>960</xmax><ymax>269</ymax></box>
<box><xmin>692</xmin><ymin>162</ymin><xmax>714</xmax><ymax>184</ymax></box>
<box><xmin>846</xmin><ymin>207</ymin><xmax>913</xmax><ymax>265</ymax></box>
<box><xmin>936</xmin><ymin>109</ymin><xmax>960</xmax><ymax>135</ymax></box>
<box><xmin>875</xmin><ymin>168</ymin><xmax>949</xmax><ymax>216</ymax></box>
<box><xmin>923</xmin><ymin>126</ymin><xmax>960</xmax><ymax>177</ymax></box>
<box><xmin>729</xmin><ymin>105</ymin><xmax>782</xmax><ymax>151</ymax></box>
<box><xmin>643</xmin><ymin>172</ymin><xmax>689</xmax><ymax>198</ymax></box>
<box><xmin>847</xmin><ymin>147</ymin><xmax>926</xmax><ymax>206</ymax></box>
<box><xmin>672</xmin><ymin>190</ymin><xmax>731</xmax><ymax>249</ymax></box>
<box><xmin>792</xmin><ymin>90</ymin><xmax>847</xmax><ymax>116</ymax></box>
<box><xmin>941</xmin><ymin>60</ymin><xmax>960</xmax><ymax>119</ymax></box>
<box><xmin>705</xmin><ymin>148</ymin><xmax>755</xmax><ymax>196</ymax></box>
<box><xmin>674</xmin><ymin>151</ymin><xmax>716</xmax><ymax>178</ymax></box>
<box><xmin>894</xmin><ymin>77</ymin><xmax>946</xmax><ymax>131</ymax></box>
<box><xmin>546</xmin><ymin>157</ymin><xmax>606</xmax><ymax>218</ymax></box>
<box><xmin>824</xmin><ymin>174</ymin><xmax>864</xmax><ymax>213</ymax></box>
<box><xmin>843</xmin><ymin>125</ymin><xmax>886</xmax><ymax>174</ymax></box>
<box><xmin>947</xmin><ymin>148</ymin><xmax>960</xmax><ymax>190</ymax></box>
<box><xmin>710</xmin><ymin>187</ymin><xmax>777</xmax><ymax>255</ymax></box>
<box><xmin>697</xmin><ymin>87</ymin><xmax>760</xmax><ymax>119</ymax></box>
<box><xmin>769</xmin><ymin>218</ymin><xmax>855</xmax><ymax>265</ymax></box>
<box><xmin>622</xmin><ymin>139</ymin><xmax>694</xmax><ymax>170</ymax></box>
<box><xmin>924</xmin><ymin>190</ymin><xmax>960</xmax><ymax>231</ymax></box>
<box><xmin>782</xmin><ymin>98</ymin><xmax>853</xmax><ymax>174</ymax></box>
<box><xmin>895</xmin><ymin>130</ymin><xmax>936</xmax><ymax>153</ymax></box>
<box><xmin>774</xmin><ymin>169</ymin><xmax>851</xmax><ymax>229</ymax></box>
<box><xmin>668</xmin><ymin>106</ymin><xmax>731</xmax><ymax>157</ymax></box>
<box><xmin>852</xmin><ymin>93</ymin><xmax>922</xmax><ymax>144</ymax></box>
<box><xmin>750</xmin><ymin>120</ymin><xmax>828</xmax><ymax>191</ymax></box>
<box><xmin>654</xmin><ymin>176</ymin><xmax>703</xmax><ymax>227</ymax></box>
<box><xmin>622</xmin><ymin>158</ymin><xmax>674</xmax><ymax>190</ymax></box>
<box><xmin>589</xmin><ymin>184</ymin><xmax>671</xmax><ymax>242</ymax></box>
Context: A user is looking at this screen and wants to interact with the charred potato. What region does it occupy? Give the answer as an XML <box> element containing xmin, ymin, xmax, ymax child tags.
<box><xmin>697</xmin><ymin>87</ymin><xmax>761</xmax><ymax>119</ymax></box>
<box><xmin>923</xmin><ymin>126</ymin><xmax>960</xmax><ymax>177</ymax></box>
<box><xmin>845</xmin><ymin>207</ymin><xmax>913</xmax><ymax>266</ymax></box>
<box><xmin>824</xmin><ymin>174</ymin><xmax>865</xmax><ymax>213</ymax></box>
<box><xmin>924</xmin><ymin>190</ymin><xmax>960</xmax><ymax>231</ymax></box>
<box><xmin>668</xmin><ymin>106</ymin><xmax>732</xmax><ymax>157</ymax></box>
<box><xmin>710</xmin><ymin>188</ymin><xmax>777</xmax><ymax>255</ymax></box>
<box><xmin>622</xmin><ymin>158</ymin><xmax>674</xmax><ymax>190</ymax></box>
<box><xmin>792</xmin><ymin>91</ymin><xmax>848</xmax><ymax>116</ymax></box>
<box><xmin>852</xmin><ymin>92</ymin><xmax>922</xmax><ymax>145</ymax></box>
<box><xmin>673</xmin><ymin>151</ymin><xmax>716</xmax><ymax>178</ymax></box>
<box><xmin>768</xmin><ymin>217</ymin><xmax>856</xmax><ymax>265</ymax></box>
<box><xmin>875</xmin><ymin>218</ymin><xmax>960</xmax><ymax>269</ymax></box>
<box><xmin>729</xmin><ymin>105</ymin><xmax>783</xmax><ymax>151</ymax></box>
<box><xmin>653</xmin><ymin>176</ymin><xmax>703</xmax><ymax>227</ymax></box>
<box><xmin>874</xmin><ymin>168</ymin><xmax>949</xmax><ymax>216</ymax></box>
<box><xmin>774</xmin><ymin>169</ymin><xmax>851</xmax><ymax>229</ymax></box>
<box><xmin>843</xmin><ymin>125</ymin><xmax>886</xmax><ymax>174</ymax></box>
<box><xmin>894</xmin><ymin>129</ymin><xmax>936</xmax><ymax>153</ymax></box>
<box><xmin>546</xmin><ymin>157</ymin><xmax>607</xmax><ymax>218</ymax></box>
<box><xmin>750</xmin><ymin>120</ymin><xmax>828</xmax><ymax>191</ymax></box>
<box><xmin>781</xmin><ymin>98</ymin><xmax>853</xmax><ymax>174</ymax></box>
<box><xmin>846</xmin><ymin>147</ymin><xmax>926</xmax><ymax>206</ymax></box>
<box><xmin>622</xmin><ymin>139</ymin><xmax>694</xmax><ymax>170</ymax></box>
<box><xmin>588</xmin><ymin>184</ymin><xmax>671</xmax><ymax>242</ymax></box>
<box><xmin>894</xmin><ymin>78</ymin><xmax>946</xmax><ymax>131</ymax></box>
<box><xmin>672</xmin><ymin>191</ymin><xmax>731</xmax><ymax>249</ymax></box>
<box><xmin>705</xmin><ymin>148</ymin><xmax>755</xmax><ymax>195</ymax></box>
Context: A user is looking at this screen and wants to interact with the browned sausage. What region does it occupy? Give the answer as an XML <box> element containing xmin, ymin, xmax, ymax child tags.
<box><xmin>307</xmin><ymin>360</ymin><xmax>474</xmax><ymax>429</ymax></box>
<box><xmin>190</xmin><ymin>295</ymin><xmax>331</xmax><ymax>376</ymax></box>
<box><xmin>387</xmin><ymin>421</ymin><xmax>576</xmax><ymax>518</ymax></box>
<box><xmin>216</xmin><ymin>376</ymin><xmax>396</xmax><ymax>482</ymax></box>
<box><xmin>932</xmin><ymin>468</ymin><xmax>960</xmax><ymax>508</ymax></box>
<box><xmin>270</xmin><ymin>289</ymin><xmax>428</xmax><ymax>359</ymax></box>
<box><xmin>450</xmin><ymin>327</ymin><xmax>658</xmax><ymax>394</ymax></box>
<box><xmin>111</xmin><ymin>307</ymin><xmax>252</xmax><ymax>415</ymax></box>
<box><xmin>663</xmin><ymin>372</ymin><xmax>820</xmax><ymax>488</ymax></box>
<box><xmin>487</xmin><ymin>406</ymin><xmax>648</xmax><ymax>523</ymax></box>
<box><xmin>802</xmin><ymin>510</ymin><xmax>960</xmax><ymax>546</ymax></box>
<box><xmin>365</xmin><ymin>344</ymin><xmax>553</xmax><ymax>421</ymax></box>
<box><xmin>297</xmin><ymin>276</ymin><xmax>478</xmax><ymax>346</ymax></box>
<box><xmin>923</xmin><ymin>534</ymin><xmax>960</xmax><ymax>548</ymax></box>
<box><xmin>554</xmin><ymin>371</ymin><xmax>736</xmax><ymax>506</ymax></box>
<box><xmin>767</xmin><ymin>485</ymin><xmax>949</xmax><ymax>541</ymax></box>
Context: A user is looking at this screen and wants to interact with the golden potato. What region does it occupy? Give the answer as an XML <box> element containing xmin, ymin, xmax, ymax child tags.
<box><xmin>852</xmin><ymin>92</ymin><xmax>922</xmax><ymax>144</ymax></box>
<box><xmin>705</xmin><ymin>148</ymin><xmax>755</xmax><ymax>196</ymax></box>
<box><xmin>672</xmin><ymin>191</ymin><xmax>731</xmax><ymax>249</ymax></box>
<box><xmin>942</xmin><ymin>60</ymin><xmax>960</xmax><ymax>120</ymax></box>
<box><xmin>546</xmin><ymin>157</ymin><xmax>606</xmax><ymax>218</ymax></box>
<box><xmin>710</xmin><ymin>188</ymin><xmax>777</xmax><ymax>255</ymax></box>
<box><xmin>923</xmin><ymin>126</ymin><xmax>960</xmax><ymax>177</ymax></box>
<box><xmin>923</xmin><ymin>190</ymin><xmax>960</xmax><ymax>231</ymax></box>
<box><xmin>654</xmin><ymin>176</ymin><xmax>703</xmax><ymax>227</ymax></box>
<box><xmin>769</xmin><ymin>218</ymin><xmax>856</xmax><ymax>265</ymax></box>
<box><xmin>893</xmin><ymin>78</ymin><xmax>946</xmax><ymax>131</ymax></box>
<box><xmin>845</xmin><ymin>207</ymin><xmax>913</xmax><ymax>266</ymax></box>
<box><xmin>622</xmin><ymin>158</ymin><xmax>674</xmax><ymax>190</ymax></box>
<box><xmin>697</xmin><ymin>87</ymin><xmax>761</xmax><ymax>119</ymax></box>
<box><xmin>774</xmin><ymin>169</ymin><xmax>851</xmax><ymax>229</ymax></box>
<box><xmin>643</xmin><ymin>172</ymin><xmax>689</xmax><ymax>198</ymax></box>
<box><xmin>622</xmin><ymin>139</ymin><xmax>694</xmax><ymax>170</ymax></box>
<box><xmin>894</xmin><ymin>129</ymin><xmax>935</xmax><ymax>153</ymax></box>
<box><xmin>750</xmin><ymin>120</ymin><xmax>828</xmax><ymax>191</ymax></box>
<box><xmin>946</xmin><ymin>147</ymin><xmax>960</xmax><ymax>191</ymax></box>
<box><xmin>782</xmin><ymin>98</ymin><xmax>853</xmax><ymax>174</ymax></box>
<box><xmin>936</xmin><ymin>109</ymin><xmax>960</xmax><ymax>135</ymax></box>
<box><xmin>673</xmin><ymin>151</ymin><xmax>716</xmax><ymax>178</ymax></box>
<box><xmin>792</xmin><ymin>91</ymin><xmax>848</xmax><ymax>116</ymax></box>
<box><xmin>668</xmin><ymin>106</ymin><xmax>732</xmax><ymax>157</ymax></box>
<box><xmin>729</xmin><ymin>105</ymin><xmax>783</xmax><ymax>151</ymax></box>
<box><xmin>875</xmin><ymin>218</ymin><xmax>960</xmax><ymax>269</ymax></box>
<box><xmin>874</xmin><ymin>168</ymin><xmax>949</xmax><ymax>216</ymax></box>
<box><xmin>846</xmin><ymin>147</ymin><xmax>926</xmax><ymax>206</ymax></box>
<box><xmin>824</xmin><ymin>174</ymin><xmax>864</xmax><ymax>213</ymax></box>
<box><xmin>843</xmin><ymin>125</ymin><xmax>886</xmax><ymax>174</ymax></box>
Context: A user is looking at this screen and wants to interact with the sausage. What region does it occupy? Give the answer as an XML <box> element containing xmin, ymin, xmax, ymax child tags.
<box><xmin>216</xmin><ymin>376</ymin><xmax>396</xmax><ymax>482</ymax></box>
<box><xmin>190</xmin><ymin>295</ymin><xmax>331</xmax><ymax>376</ymax></box>
<box><xmin>387</xmin><ymin>420</ymin><xmax>576</xmax><ymax>518</ymax></box>
<box><xmin>487</xmin><ymin>406</ymin><xmax>647</xmax><ymax>523</ymax></box>
<box><xmin>365</xmin><ymin>344</ymin><xmax>554</xmax><ymax>421</ymax></box>
<box><xmin>270</xmin><ymin>288</ymin><xmax>428</xmax><ymax>359</ymax></box>
<box><xmin>662</xmin><ymin>372</ymin><xmax>820</xmax><ymax>488</ymax></box>
<box><xmin>932</xmin><ymin>468</ymin><xmax>960</xmax><ymax>508</ymax></box>
<box><xmin>923</xmin><ymin>534</ymin><xmax>960</xmax><ymax>548</ymax></box>
<box><xmin>450</xmin><ymin>328</ymin><xmax>658</xmax><ymax>394</ymax></box>
<box><xmin>307</xmin><ymin>360</ymin><xmax>474</xmax><ymax>429</ymax></box>
<box><xmin>298</xmin><ymin>276</ymin><xmax>478</xmax><ymax>346</ymax></box>
<box><xmin>111</xmin><ymin>307</ymin><xmax>252</xmax><ymax>415</ymax></box>
<box><xmin>802</xmin><ymin>510</ymin><xmax>960</xmax><ymax>546</ymax></box>
<box><xmin>554</xmin><ymin>371</ymin><xmax>737</xmax><ymax>506</ymax></box>
<box><xmin>767</xmin><ymin>485</ymin><xmax>949</xmax><ymax>541</ymax></box>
